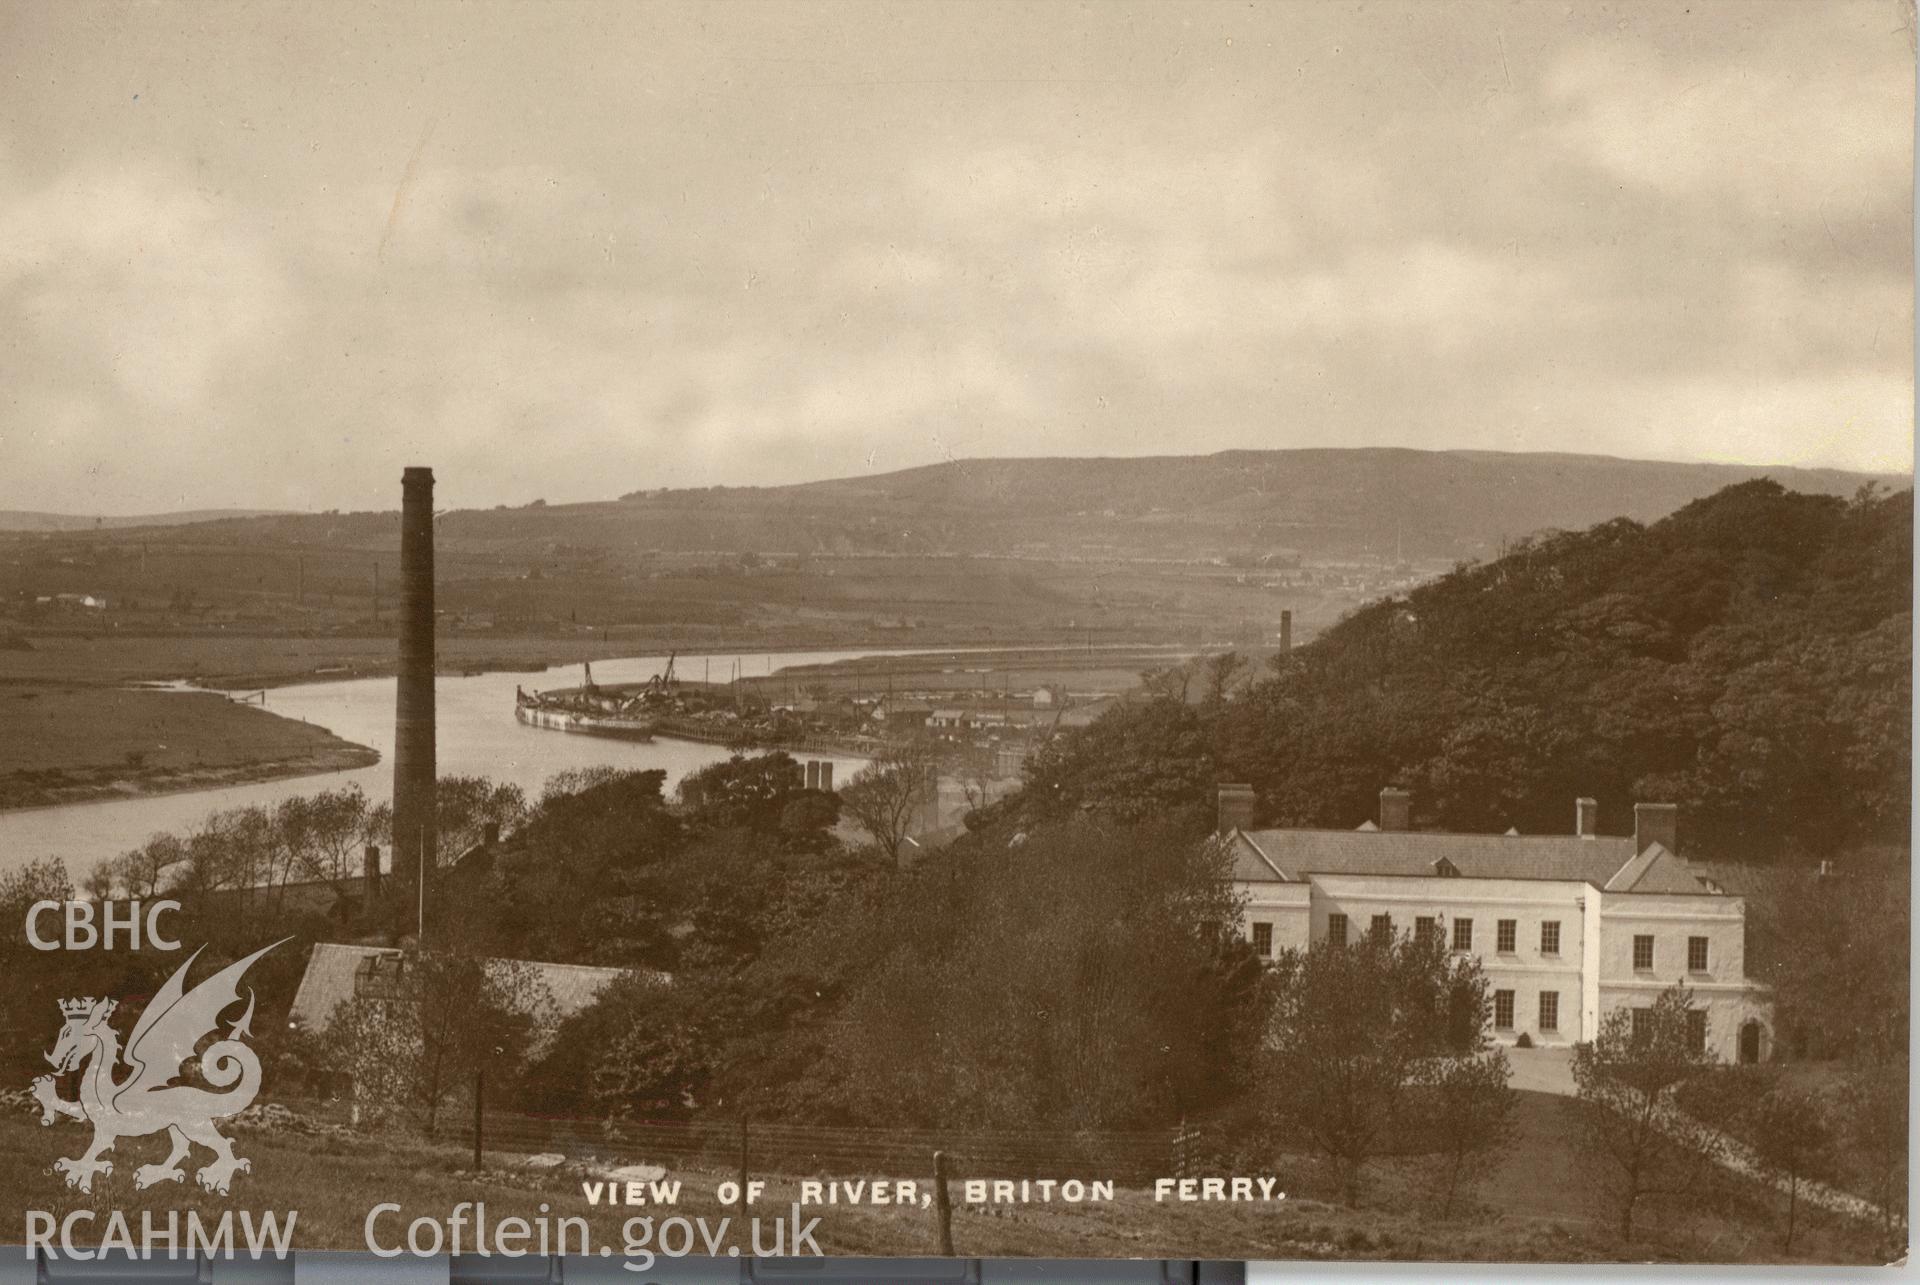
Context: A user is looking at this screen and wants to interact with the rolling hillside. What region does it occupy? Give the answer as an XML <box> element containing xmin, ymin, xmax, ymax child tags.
<box><xmin>42</xmin><ymin>448</ymin><xmax>1900</xmax><ymax>563</ymax></box>
<box><xmin>742</xmin><ymin>449</ymin><xmax>1899</xmax><ymax>560</ymax></box>
<box><xmin>1017</xmin><ymin>479</ymin><xmax>1913</xmax><ymax>864</ymax></box>
<box><xmin>1</xmin><ymin>451</ymin><xmax>1903</xmax><ymax>666</ymax></box>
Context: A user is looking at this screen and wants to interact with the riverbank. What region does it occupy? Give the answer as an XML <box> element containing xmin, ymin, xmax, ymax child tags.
<box><xmin>0</xmin><ymin>629</ymin><xmax>1196</xmax><ymax>691</ymax></box>
<box><xmin>0</xmin><ymin>634</ymin><xmax>635</xmax><ymax>690</ymax></box>
<box><xmin>0</xmin><ymin>683</ymin><xmax>379</xmax><ymax>812</ymax></box>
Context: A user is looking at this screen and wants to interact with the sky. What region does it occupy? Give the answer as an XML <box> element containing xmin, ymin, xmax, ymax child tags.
<box><xmin>0</xmin><ymin>0</ymin><xmax>1912</xmax><ymax>515</ymax></box>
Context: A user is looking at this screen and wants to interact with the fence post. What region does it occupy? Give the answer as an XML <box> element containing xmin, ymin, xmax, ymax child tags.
<box><xmin>933</xmin><ymin>1149</ymin><xmax>954</xmax><ymax>1256</ymax></box>
<box><xmin>737</xmin><ymin>1117</ymin><xmax>750</xmax><ymax>1219</ymax></box>
<box><xmin>473</xmin><ymin>1069</ymin><xmax>484</xmax><ymax>1172</ymax></box>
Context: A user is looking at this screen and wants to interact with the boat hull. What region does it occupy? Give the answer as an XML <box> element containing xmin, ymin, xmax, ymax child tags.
<box><xmin>515</xmin><ymin>703</ymin><xmax>655</xmax><ymax>742</ymax></box>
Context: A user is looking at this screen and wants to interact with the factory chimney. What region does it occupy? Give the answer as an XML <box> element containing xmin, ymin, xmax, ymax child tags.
<box><xmin>393</xmin><ymin>467</ymin><xmax>437</xmax><ymax>935</ymax></box>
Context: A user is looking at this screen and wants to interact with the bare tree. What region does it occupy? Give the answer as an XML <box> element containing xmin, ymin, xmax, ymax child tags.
<box><xmin>946</xmin><ymin>740</ymin><xmax>1000</xmax><ymax>815</ymax></box>
<box><xmin>116</xmin><ymin>832</ymin><xmax>187</xmax><ymax>898</ymax></box>
<box><xmin>1570</xmin><ymin>985</ymin><xmax>1722</xmax><ymax>1242</ymax></box>
<box><xmin>281</xmin><ymin>784</ymin><xmax>380</xmax><ymax>900</ymax></box>
<box><xmin>1416</xmin><ymin>1048</ymin><xmax>1517</xmax><ymax>1218</ymax></box>
<box><xmin>1202</xmin><ymin>650</ymin><xmax>1248</xmax><ymax>705</ymax></box>
<box><xmin>1139</xmin><ymin>663</ymin><xmax>1192</xmax><ymax>702</ymax></box>
<box><xmin>435</xmin><ymin>775</ymin><xmax>528</xmax><ymax>865</ymax></box>
<box><xmin>1843</xmin><ymin>1053</ymin><xmax>1910</xmax><ymax>1251</ymax></box>
<box><xmin>840</xmin><ymin>742</ymin><xmax>935</xmax><ymax>866</ymax></box>
<box><xmin>1748</xmin><ymin>1085</ymin><xmax>1834</xmax><ymax>1255</ymax></box>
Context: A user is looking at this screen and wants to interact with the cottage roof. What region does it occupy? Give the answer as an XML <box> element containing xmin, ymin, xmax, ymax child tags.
<box><xmin>287</xmin><ymin>942</ymin><xmax>653</xmax><ymax>1032</ymax></box>
<box><xmin>883</xmin><ymin>700</ymin><xmax>934</xmax><ymax>715</ymax></box>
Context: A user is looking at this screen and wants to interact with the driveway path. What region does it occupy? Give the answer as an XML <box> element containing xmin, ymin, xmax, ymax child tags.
<box><xmin>1504</xmin><ymin>1046</ymin><xmax>1892</xmax><ymax>1229</ymax></box>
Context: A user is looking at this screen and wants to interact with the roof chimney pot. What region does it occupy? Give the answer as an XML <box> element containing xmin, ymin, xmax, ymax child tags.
<box><xmin>1634</xmin><ymin>802</ymin><xmax>1678</xmax><ymax>857</ymax></box>
<box><xmin>1576</xmin><ymin>797</ymin><xmax>1599</xmax><ymax>839</ymax></box>
<box><xmin>1379</xmin><ymin>787</ymin><xmax>1412</xmax><ymax>832</ymax></box>
<box><xmin>1217</xmin><ymin>783</ymin><xmax>1256</xmax><ymax>836</ymax></box>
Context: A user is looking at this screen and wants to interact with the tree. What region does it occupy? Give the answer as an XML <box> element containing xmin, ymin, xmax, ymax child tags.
<box><xmin>451</xmin><ymin>769</ymin><xmax>681</xmax><ymax>966</ymax></box>
<box><xmin>945</xmin><ymin>740</ymin><xmax>1001</xmax><ymax>816</ymax></box>
<box><xmin>1266</xmin><ymin>930</ymin><xmax>1495</xmax><ymax>1203</ymax></box>
<box><xmin>325</xmin><ymin>950</ymin><xmax>555</xmax><ymax>1137</ymax></box>
<box><xmin>839</xmin><ymin>743</ymin><xmax>935</xmax><ymax>866</ymax></box>
<box><xmin>780</xmin><ymin>820</ymin><xmax>1248</xmax><ymax>1132</ymax></box>
<box><xmin>1747</xmin><ymin>1085</ymin><xmax>1833</xmax><ymax>1255</ymax></box>
<box><xmin>1842</xmin><ymin>1054</ymin><xmax>1910</xmax><ymax>1251</ymax></box>
<box><xmin>540</xmin><ymin>764</ymin><xmax>623</xmax><ymax>805</ymax></box>
<box><xmin>581</xmin><ymin>974</ymin><xmax>724</xmax><ymax>1120</ymax></box>
<box><xmin>1570</xmin><ymin>985</ymin><xmax>1722</xmax><ymax>1242</ymax></box>
<box><xmin>277</xmin><ymin>784</ymin><xmax>378</xmax><ymax>902</ymax></box>
<box><xmin>1020</xmin><ymin>695</ymin><xmax>1218</xmax><ymax>829</ymax></box>
<box><xmin>776</xmin><ymin>792</ymin><xmax>841</xmax><ymax>849</ymax></box>
<box><xmin>106</xmin><ymin>832</ymin><xmax>187</xmax><ymax>899</ymax></box>
<box><xmin>1202</xmin><ymin>651</ymin><xmax>1249</xmax><ymax>705</ymax></box>
<box><xmin>1748</xmin><ymin>858</ymin><xmax>1908</xmax><ymax>1062</ymax></box>
<box><xmin>1415</xmin><ymin>1048</ymin><xmax>1517</xmax><ymax>1218</ymax></box>
<box><xmin>679</xmin><ymin>752</ymin><xmax>813</xmax><ymax>835</ymax></box>
<box><xmin>435</xmin><ymin>775</ymin><xmax>529</xmax><ymax>865</ymax></box>
<box><xmin>1057</xmin><ymin>480</ymin><xmax>1917</xmax><ymax>862</ymax></box>
<box><xmin>168</xmin><ymin>806</ymin><xmax>276</xmax><ymax>925</ymax></box>
<box><xmin>1139</xmin><ymin>663</ymin><xmax>1193</xmax><ymax>703</ymax></box>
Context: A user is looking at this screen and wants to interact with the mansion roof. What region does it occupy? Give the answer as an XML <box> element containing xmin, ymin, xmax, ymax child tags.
<box><xmin>1232</xmin><ymin>828</ymin><xmax>1715</xmax><ymax>894</ymax></box>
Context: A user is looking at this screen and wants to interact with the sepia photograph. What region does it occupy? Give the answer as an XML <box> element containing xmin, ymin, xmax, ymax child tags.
<box><xmin>0</xmin><ymin>0</ymin><xmax>1911</xmax><ymax>1271</ymax></box>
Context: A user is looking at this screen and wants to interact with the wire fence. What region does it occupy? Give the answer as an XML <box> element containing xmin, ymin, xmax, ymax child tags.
<box><xmin>478</xmin><ymin>1114</ymin><xmax>1182</xmax><ymax>1184</ymax></box>
<box><xmin>273</xmin><ymin>1098</ymin><xmax>1208</xmax><ymax>1186</ymax></box>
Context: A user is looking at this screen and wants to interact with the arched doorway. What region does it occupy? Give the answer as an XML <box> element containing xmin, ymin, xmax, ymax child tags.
<box><xmin>1739</xmin><ymin>1019</ymin><xmax>1764</xmax><ymax>1064</ymax></box>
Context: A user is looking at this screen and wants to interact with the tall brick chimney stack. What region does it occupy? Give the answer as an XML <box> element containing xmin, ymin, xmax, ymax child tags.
<box><xmin>1634</xmin><ymin>802</ymin><xmax>1678</xmax><ymax>856</ymax></box>
<box><xmin>393</xmin><ymin>467</ymin><xmax>438</xmax><ymax>929</ymax></box>
<box><xmin>1379</xmin><ymin>787</ymin><xmax>1412</xmax><ymax>832</ymax></box>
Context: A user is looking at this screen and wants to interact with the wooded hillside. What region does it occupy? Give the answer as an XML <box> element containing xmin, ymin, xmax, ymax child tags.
<box><xmin>1019</xmin><ymin>480</ymin><xmax>1912</xmax><ymax>864</ymax></box>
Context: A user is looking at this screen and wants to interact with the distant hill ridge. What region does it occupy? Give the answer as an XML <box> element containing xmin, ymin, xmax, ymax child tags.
<box><xmin>11</xmin><ymin>450</ymin><xmax>1905</xmax><ymax>562</ymax></box>
<box><xmin>0</xmin><ymin>508</ymin><xmax>288</xmax><ymax>533</ymax></box>
<box><xmin>615</xmin><ymin>448</ymin><xmax>1902</xmax><ymax>560</ymax></box>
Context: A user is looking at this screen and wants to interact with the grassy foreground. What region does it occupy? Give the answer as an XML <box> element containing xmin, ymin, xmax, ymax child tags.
<box><xmin>0</xmin><ymin>1093</ymin><xmax>1888</xmax><ymax>1265</ymax></box>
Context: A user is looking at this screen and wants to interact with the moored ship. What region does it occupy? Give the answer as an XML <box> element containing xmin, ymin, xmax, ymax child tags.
<box><xmin>513</xmin><ymin>661</ymin><xmax>657</xmax><ymax>742</ymax></box>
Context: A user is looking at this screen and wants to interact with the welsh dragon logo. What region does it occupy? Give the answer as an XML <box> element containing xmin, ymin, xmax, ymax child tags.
<box><xmin>30</xmin><ymin>939</ymin><xmax>286</xmax><ymax>1195</ymax></box>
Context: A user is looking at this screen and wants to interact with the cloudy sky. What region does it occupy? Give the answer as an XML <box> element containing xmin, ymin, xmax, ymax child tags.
<box><xmin>0</xmin><ymin>1</ymin><xmax>1912</xmax><ymax>514</ymax></box>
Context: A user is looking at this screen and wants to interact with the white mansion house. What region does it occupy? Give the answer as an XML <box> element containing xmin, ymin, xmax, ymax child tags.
<box><xmin>1223</xmin><ymin>785</ymin><xmax>1772</xmax><ymax>1063</ymax></box>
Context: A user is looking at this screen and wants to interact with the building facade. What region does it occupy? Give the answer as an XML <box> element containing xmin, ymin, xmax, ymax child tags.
<box><xmin>1226</xmin><ymin>786</ymin><xmax>1771</xmax><ymax>1063</ymax></box>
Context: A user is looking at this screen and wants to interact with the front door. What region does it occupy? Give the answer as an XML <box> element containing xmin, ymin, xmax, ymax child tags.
<box><xmin>1739</xmin><ymin>1019</ymin><xmax>1763</xmax><ymax>1064</ymax></box>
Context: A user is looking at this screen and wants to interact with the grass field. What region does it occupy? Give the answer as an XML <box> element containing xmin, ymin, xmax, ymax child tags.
<box><xmin>0</xmin><ymin>683</ymin><xmax>377</xmax><ymax>811</ymax></box>
<box><xmin>0</xmin><ymin>1092</ymin><xmax>1888</xmax><ymax>1265</ymax></box>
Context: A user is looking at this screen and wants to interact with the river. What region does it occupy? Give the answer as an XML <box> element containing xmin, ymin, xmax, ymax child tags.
<box><xmin>0</xmin><ymin>649</ymin><xmax>884</xmax><ymax>882</ymax></box>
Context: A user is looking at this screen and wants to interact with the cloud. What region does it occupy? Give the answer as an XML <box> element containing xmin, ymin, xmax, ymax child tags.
<box><xmin>1544</xmin><ymin>31</ymin><xmax>1910</xmax><ymax>226</ymax></box>
<box><xmin>0</xmin><ymin>163</ymin><xmax>296</xmax><ymax>411</ymax></box>
<box><xmin>0</xmin><ymin>1</ymin><xmax>1908</xmax><ymax>514</ymax></box>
